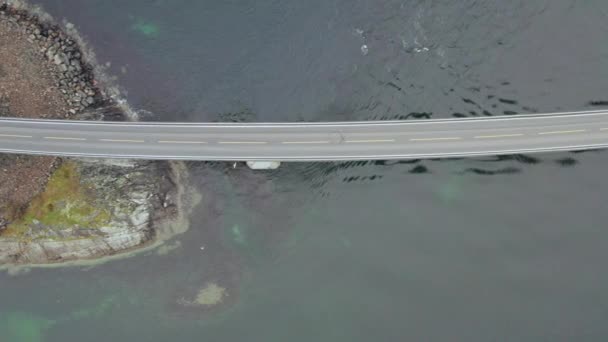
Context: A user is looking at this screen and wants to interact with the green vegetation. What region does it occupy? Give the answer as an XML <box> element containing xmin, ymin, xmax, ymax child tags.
<box><xmin>3</xmin><ymin>162</ymin><xmax>111</xmax><ymax>238</ymax></box>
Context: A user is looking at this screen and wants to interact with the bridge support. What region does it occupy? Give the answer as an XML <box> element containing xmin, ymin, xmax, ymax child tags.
<box><xmin>246</xmin><ymin>161</ymin><xmax>281</xmax><ymax>170</ymax></box>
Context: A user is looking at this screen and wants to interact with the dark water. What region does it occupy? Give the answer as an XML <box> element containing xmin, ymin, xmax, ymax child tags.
<box><xmin>2</xmin><ymin>0</ymin><xmax>608</xmax><ymax>341</ymax></box>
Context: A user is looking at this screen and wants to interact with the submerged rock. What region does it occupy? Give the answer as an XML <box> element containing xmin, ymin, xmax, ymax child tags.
<box><xmin>177</xmin><ymin>282</ymin><xmax>228</xmax><ymax>308</ymax></box>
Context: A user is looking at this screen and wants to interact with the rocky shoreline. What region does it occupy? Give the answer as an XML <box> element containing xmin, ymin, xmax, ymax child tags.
<box><xmin>1</xmin><ymin>2</ymin><xmax>100</xmax><ymax>116</ymax></box>
<box><xmin>0</xmin><ymin>1</ymin><xmax>195</xmax><ymax>266</ymax></box>
<box><xmin>0</xmin><ymin>160</ymin><xmax>186</xmax><ymax>265</ymax></box>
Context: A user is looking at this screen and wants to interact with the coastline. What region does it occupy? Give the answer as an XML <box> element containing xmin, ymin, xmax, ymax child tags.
<box><xmin>0</xmin><ymin>1</ymin><xmax>198</xmax><ymax>267</ymax></box>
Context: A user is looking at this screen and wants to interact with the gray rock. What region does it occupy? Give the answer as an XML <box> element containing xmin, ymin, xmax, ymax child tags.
<box><xmin>53</xmin><ymin>53</ymin><xmax>63</xmax><ymax>65</ymax></box>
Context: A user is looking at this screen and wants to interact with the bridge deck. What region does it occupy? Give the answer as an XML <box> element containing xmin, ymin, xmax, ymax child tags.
<box><xmin>0</xmin><ymin>110</ymin><xmax>607</xmax><ymax>161</ymax></box>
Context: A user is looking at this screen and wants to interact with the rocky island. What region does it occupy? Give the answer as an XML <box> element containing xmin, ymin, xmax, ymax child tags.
<box><xmin>0</xmin><ymin>2</ymin><xmax>192</xmax><ymax>265</ymax></box>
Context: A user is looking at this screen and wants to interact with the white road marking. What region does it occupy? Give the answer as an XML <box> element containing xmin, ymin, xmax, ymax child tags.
<box><xmin>0</xmin><ymin>133</ymin><xmax>33</xmax><ymax>138</ymax></box>
<box><xmin>410</xmin><ymin>137</ymin><xmax>462</xmax><ymax>142</ymax></box>
<box><xmin>44</xmin><ymin>136</ymin><xmax>86</xmax><ymax>141</ymax></box>
<box><xmin>100</xmin><ymin>139</ymin><xmax>145</xmax><ymax>143</ymax></box>
<box><xmin>282</xmin><ymin>141</ymin><xmax>331</xmax><ymax>144</ymax></box>
<box><xmin>474</xmin><ymin>133</ymin><xmax>524</xmax><ymax>139</ymax></box>
<box><xmin>345</xmin><ymin>139</ymin><xmax>395</xmax><ymax>143</ymax></box>
<box><xmin>158</xmin><ymin>140</ymin><xmax>207</xmax><ymax>144</ymax></box>
<box><xmin>218</xmin><ymin>141</ymin><xmax>268</xmax><ymax>144</ymax></box>
<box><xmin>538</xmin><ymin>129</ymin><xmax>586</xmax><ymax>135</ymax></box>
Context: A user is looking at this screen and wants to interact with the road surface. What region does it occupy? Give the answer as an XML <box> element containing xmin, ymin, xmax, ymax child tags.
<box><xmin>0</xmin><ymin>110</ymin><xmax>607</xmax><ymax>161</ymax></box>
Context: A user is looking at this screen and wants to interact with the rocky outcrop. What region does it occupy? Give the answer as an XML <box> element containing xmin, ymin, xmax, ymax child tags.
<box><xmin>0</xmin><ymin>159</ymin><xmax>185</xmax><ymax>265</ymax></box>
<box><xmin>0</xmin><ymin>2</ymin><xmax>196</xmax><ymax>266</ymax></box>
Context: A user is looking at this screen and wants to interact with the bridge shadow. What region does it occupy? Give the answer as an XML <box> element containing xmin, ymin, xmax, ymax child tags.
<box><xmin>266</xmin><ymin>147</ymin><xmax>606</xmax><ymax>200</ymax></box>
<box><xmin>278</xmin><ymin>100</ymin><xmax>607</xmax><ymax>193</ymax></box>
<box><xmin>199</xmin><ymin>83</ymin><xmax>608</xmax><ymax>195</ymax></box>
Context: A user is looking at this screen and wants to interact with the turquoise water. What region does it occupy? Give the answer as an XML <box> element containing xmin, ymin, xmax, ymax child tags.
<box><xmin>5</xmin><ymin>155</ymin><xmax>608</xmax><ymax>341</ymax></box>
<box><xmin>3</xmin><ymin>0</ymin><xmax>608</xmax><ymax>341</ymax></box>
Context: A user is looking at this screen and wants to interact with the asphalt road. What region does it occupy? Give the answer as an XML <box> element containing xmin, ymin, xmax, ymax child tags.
<box><xmin>0</xmin><ymin>110</ymin><xmax>607</xmax><ymax>161</ymax></box>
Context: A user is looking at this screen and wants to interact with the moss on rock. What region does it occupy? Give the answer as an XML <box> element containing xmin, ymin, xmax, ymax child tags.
<box><xmin>3</xmin><ymin>161</ymin><xmax>110</xmax><ymax>238</ymax></box>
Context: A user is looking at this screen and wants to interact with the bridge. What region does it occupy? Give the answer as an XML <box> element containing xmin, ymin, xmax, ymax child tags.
<box><xmin>0</xmin><ymin>109</ymin><xmax>607</xmax><ymax>161</ymax></box>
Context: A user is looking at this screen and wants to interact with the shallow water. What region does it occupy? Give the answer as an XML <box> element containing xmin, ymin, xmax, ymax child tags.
<box><xmin>2</xmin><ymin>0</ymin><xmax>608</xmax><ymax>341</ymax></box>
